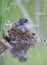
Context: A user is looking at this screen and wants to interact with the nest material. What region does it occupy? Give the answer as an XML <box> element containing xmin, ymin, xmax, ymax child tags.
<box><xmin>0</xmin><ymin>40</ymin><xmax>7</xmax><ymax>54</ymax></box>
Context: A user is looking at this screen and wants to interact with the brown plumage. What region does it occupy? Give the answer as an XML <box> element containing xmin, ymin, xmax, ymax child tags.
<box><xmin>0</xmin><ymin>18</ymin><xmax>37</xmax><ymax>62</ymax></box>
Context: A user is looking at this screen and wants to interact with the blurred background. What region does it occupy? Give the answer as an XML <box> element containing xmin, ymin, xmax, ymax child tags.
<box><xmin>0</xmin><ymin>0</ymin><xmax>47</xmax><ymax>65</ymax></box>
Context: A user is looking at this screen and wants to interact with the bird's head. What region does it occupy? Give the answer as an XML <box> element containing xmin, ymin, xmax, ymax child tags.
<box><xmin>18</xmin><ymin>18</ymin><xmax>28</xmax><ymax>25</ymax></box>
